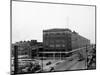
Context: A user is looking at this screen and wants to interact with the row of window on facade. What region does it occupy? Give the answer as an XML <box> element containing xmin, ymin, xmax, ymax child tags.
<box><xmin>44</xmin><ymin>40</ymin><xmax>67</xmax><ymax>44</ymax></box>
<box><xmin>43</xmin><ymin>32</ymin><xmax>71</xmax><ymax>36</ymax></box>
<box><xmin>45</xmin><ymin>44</ymin><xmax>66</xmax><ymax>48</ymax></box>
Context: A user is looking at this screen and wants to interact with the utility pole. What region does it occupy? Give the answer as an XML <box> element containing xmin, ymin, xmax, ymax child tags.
<box><xmin>14</xmin><ymin>45</ymin><xmax>18</xmax><ymax>74</ymax></box>
<box><xmin>85</xmin><ymin>45</ymin><xmax>88</xmax><ymax>69</ymax></box>
<box><xmin>41</xmin><ymin>53</ymin><xmax>43</xmax><ymax>72</ymax></box>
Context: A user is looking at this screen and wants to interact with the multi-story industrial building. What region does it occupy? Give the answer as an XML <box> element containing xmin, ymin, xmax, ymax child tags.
<box><xmin>38</xmin><ymin>28</ymin><xmax>90</xmax><ymax>59</ymax></box>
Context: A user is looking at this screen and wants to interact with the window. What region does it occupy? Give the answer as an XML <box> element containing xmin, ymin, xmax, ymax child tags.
<box><xmin>56</xmin><ymin>33</ymin><xmax>60</xmax><ymax>35</ymax></box>
<box><xmin>61</xmin><ymin>40</ymin><xmax>65</xmax><ymax>43</ymax></box>
<box><xmin>49</xmin><ymin>44</ymin><xmax>54</xmax><ymax>47</ymax></box>
<box><xmin>45</xmin><ymin>33</ymin><xmax>49</xmax><ymax>36</ymax></box>
<box><xmin>62</xmin><ymin>44</ymin><xmax>65</xmax><ymax>47</ymax></box>
<box><xmin>55</xmin><ymin>44</ymin><xmax>61</xmax><ymax>47</ymax></box>
<box><xmin>50</xmin><ymin>41</ymin><xmax>54</xmax><ymax>43</ymax></box>
<box><xmin>56</xmin><ymin>40</ymin><xmax>60</xmax><ymax>43</ymax></box>
<box><xmin>62</xmin><ymin>33</ymin><xmax>65</xmax><ymax>35</ymax></box>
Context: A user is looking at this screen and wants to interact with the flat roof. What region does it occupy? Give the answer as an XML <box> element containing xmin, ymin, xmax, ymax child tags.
<box><xmin>43</xmin><ymin>28</ymin><xmax>72</xmax><ymax>32</ymax></box>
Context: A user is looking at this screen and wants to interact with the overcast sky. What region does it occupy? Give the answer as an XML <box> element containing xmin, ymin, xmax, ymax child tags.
<box><xmin>12</xmin><ymin>1</ymin><xmax>95</xmax><ymax>44</ymax></box>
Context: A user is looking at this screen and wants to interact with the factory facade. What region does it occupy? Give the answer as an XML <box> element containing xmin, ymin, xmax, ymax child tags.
<box><xmin>38</xmin><ymin>28</ymin><xmax>90</xmax><ymax>59</ymax></box>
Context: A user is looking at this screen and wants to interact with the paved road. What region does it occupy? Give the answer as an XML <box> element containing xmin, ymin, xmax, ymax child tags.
<box><xmin>54</xmin><ymin>59</ymin><xmax>77</xmax><ymax>71</ymax></box>
<box><xmin>68</xmin><ymin>60</ymin><xmax>86</xmax><ymax>70</ymax></box>
<box><xmin>54</xmin><ymin>59</ymin><xmax>86</xmax><ymax>71</ymax></box>
<box><xmin>41</xmin><ymin>54</ymin><xmax>86</xmax><ymax>72</ymax></box>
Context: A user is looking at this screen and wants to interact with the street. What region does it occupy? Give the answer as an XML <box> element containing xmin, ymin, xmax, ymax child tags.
<box><xmin>54</xmin><ymin>59</ymin><xmax>86</xmax><ymax>71</ymax></box>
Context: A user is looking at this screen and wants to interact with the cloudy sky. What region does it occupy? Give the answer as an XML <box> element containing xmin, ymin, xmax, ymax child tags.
<box><xmin>12</xmin><ymin>1</ymin><xmax>95</xmax><ymax>43</ymax></box>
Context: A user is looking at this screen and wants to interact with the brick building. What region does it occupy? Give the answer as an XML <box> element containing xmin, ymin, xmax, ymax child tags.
<box><xmin>38</xmin><ymin>28</ymin><xmax>90</xmax><ymax>59</ymax></box>
<box><xmin>12</xmin><ymin>40</ymin><xmax>42</xmax><ymax>59</ymax></box>
<box><xmin>43</xmin><ymin>28</ymin><xmax>72</xmax><ymax>51</ymax></box>
<box><xmin>71</xmin><ymin>31</ymin><xmax>90</xmax><ymax>49</ymax></box>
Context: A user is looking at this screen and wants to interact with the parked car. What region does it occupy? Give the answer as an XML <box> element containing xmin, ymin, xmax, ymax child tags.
<box><xmin>46</xmin><ymin>61</ymin><xmax>52</xmax><ymax>65</ymax></box>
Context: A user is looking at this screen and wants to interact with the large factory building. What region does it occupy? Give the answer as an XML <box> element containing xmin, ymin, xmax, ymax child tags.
<box><xmin>38</xmin><ymin>28</ymin><xmax>90</xmax><ymax>59</ymax></box>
